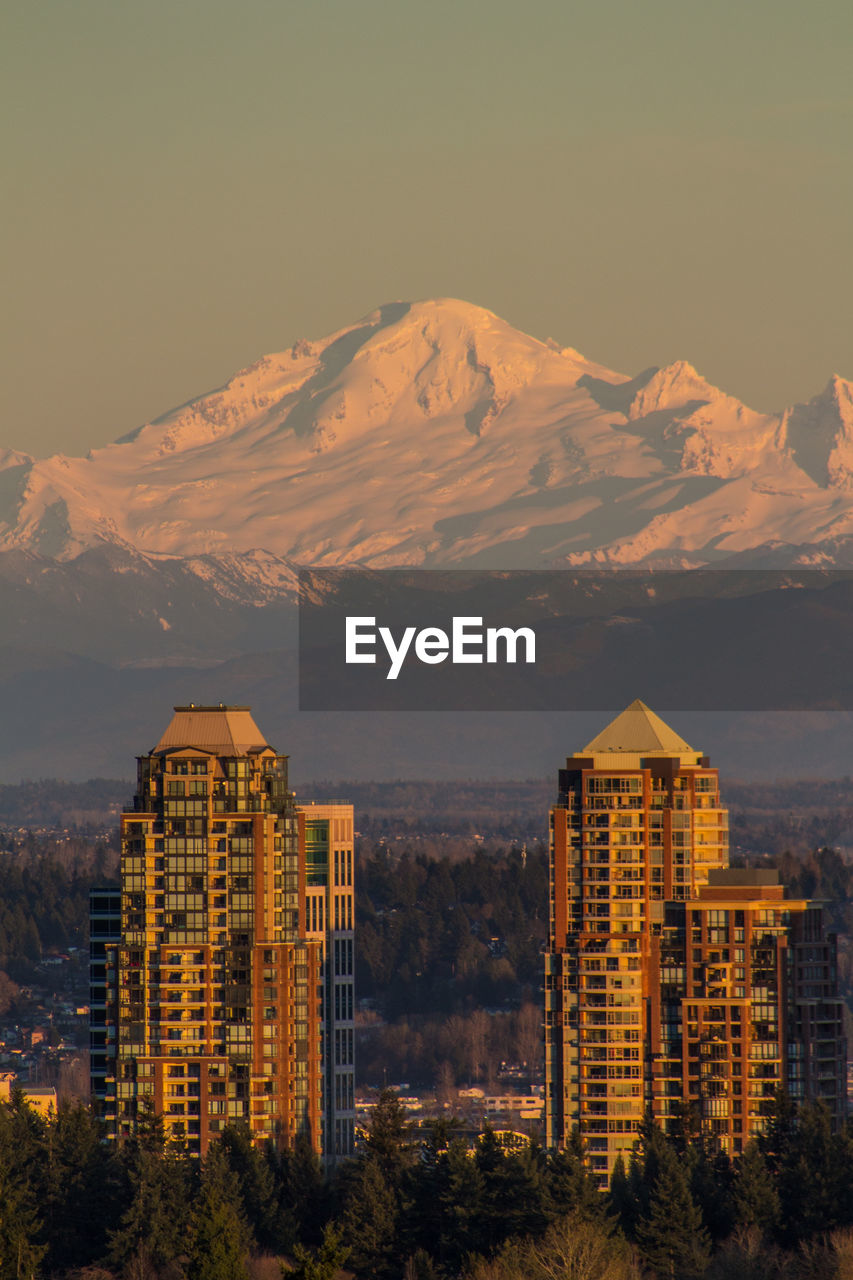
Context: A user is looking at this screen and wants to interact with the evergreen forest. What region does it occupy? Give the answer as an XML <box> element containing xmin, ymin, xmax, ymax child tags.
<box><xmin>4</xmin><ymin>1087</ymin><xmax>853</xmax><ymax>1279</ymax></box>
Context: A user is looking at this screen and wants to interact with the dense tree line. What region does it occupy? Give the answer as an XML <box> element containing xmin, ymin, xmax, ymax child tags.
<box><xmin>0</xmin><ymin>842</ymin><xmax>115</xmax><ymax>981</ymax></box>
<box><xmin>357</xmin><ymin>845</ymin><xmax>549</xmax><ymax>1019</ymax></box>
<box><xmin>0</xmin><ymin>1088</ymin><xmax>329</xmax><ymax>1280</ymax></box>
<box><xmin>8</xmin><ymin>1088</ymin><xmax>853</xmax><ymax>1280</ymax></box>
<box><xmin>357</xmin><ymin>1002</ymin><xmax>543</xmax><ymax>1090</ymax></box>
<box><xmin>356</xmin><ymin>844</ymin><xmax>549</xmax><ymax>1085</ymax></box>
<box><xmin>5</xmin><ymin>837</ymin><xmax>853</xmax><ymax>1085</ymax></box>
<box><xmin>333</xmin><ymin>1092</ymin><xmax>853</xmax><ymax>1280</ymax></box>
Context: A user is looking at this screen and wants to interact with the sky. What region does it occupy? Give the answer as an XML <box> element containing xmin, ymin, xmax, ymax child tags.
<box><xmin>3</xmin><ymin>0</ymin><xmax>853</xmax><ymax>458</ymax></box>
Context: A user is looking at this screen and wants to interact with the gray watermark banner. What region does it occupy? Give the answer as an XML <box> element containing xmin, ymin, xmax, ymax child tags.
<box><xmin>298</xmin><ymin>568</ymin><xmax>853</xmax><ymax>711</ymax></box>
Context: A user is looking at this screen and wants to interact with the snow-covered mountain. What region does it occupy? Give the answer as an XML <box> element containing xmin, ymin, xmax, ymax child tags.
<box><xmin>3</xmin><ymin>297</ymin><xmax>853</xmax><ymax>573</ymax></box>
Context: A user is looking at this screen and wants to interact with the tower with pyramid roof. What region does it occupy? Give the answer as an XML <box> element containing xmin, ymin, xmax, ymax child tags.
<box><xmin>544</xmin><ymin>702</ymin><xmax>847</xmax><ymax>1180</ymax></box>
<box><xmin>544</xmin><ymin>701</ymin><xmax>729</xmax><ymax>1180</ymax></box>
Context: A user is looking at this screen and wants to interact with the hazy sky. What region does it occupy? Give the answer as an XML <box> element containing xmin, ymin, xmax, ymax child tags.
<box><xmin>3</xmin><ymin>0</ymin><xmax>853</xmax><ymax>457</ymax></box>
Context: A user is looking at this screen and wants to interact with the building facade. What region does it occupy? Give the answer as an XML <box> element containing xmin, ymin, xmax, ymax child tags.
<box><xmin>90</xmin><ymin>705</ymin><xmax>354</xmax><ymax>1160</ymax></box>
<box><xmin>655</xmin><ymin>870</ymin><xmax>846</xmax><ymax>1150</ymax></box>
<box><xmin>302</xmin><ymin>802</ymin><xmax>356</xmax><ymax>1161</ymax></box>
<box><xmin>544</xmin><ymin>701</ymin><xmax>846</xmax><ymax>1184</ymax></box>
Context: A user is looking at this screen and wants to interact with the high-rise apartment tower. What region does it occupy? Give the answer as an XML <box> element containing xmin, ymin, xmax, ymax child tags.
<box><xmin>90</xmin><ymin>705</ymin><xmax>354</xmax><ymax>1159</ymax></box>
<box><xmin>544</xmin><ymin>701</ymin><xmax>846</xmax><ymax>1184</ymax></box>
<box><xmin>301</xmin><ymin>802</ymin><xmax>356</xmax><ymax>1161</ymax></box>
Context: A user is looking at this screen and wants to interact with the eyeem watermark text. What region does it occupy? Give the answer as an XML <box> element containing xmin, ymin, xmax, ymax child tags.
<box><xmin>346</xmin><ymin>615</ymin><xmax>537</xmax><ymax>680</ymax></box>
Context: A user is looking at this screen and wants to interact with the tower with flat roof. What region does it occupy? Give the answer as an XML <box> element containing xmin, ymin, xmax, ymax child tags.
<box><xmin>655</xmin><ymin>868</ymin><xmax>846</xmax><ymax>1155</ymax></box>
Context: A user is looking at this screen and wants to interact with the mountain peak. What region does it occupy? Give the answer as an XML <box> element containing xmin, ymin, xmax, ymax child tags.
<box><xmin>627</xmin><ymin>360</ymin><xmax>722</xmax><ymax>421</ymax></box>
<box><xmin>350</xmin><ymin>296</ymin><xmax>570</xmax><ymax>366</ymax></box>
<box><xmin>0</xmin><ymin>447</ymin><xmax>33</xmax><ymax>472</ymax></box>
<box><xmin>2</xmin><ymin>301</ymin><xmax>853</xmax><ymax>569</ymax></box>
<box><xmin>781</xmin><ymin>373</ymin><xmax>853</xmax><ymax>489</ymax></box>
<box><xmin>400</xmin><ymin>296</ymin><xmax>504</xmax><ymax>327</ymax></box>
<box><xmin>824</xmin><ymin>373</ymin><xmax>853</xmax><ymax>418</ymax></box>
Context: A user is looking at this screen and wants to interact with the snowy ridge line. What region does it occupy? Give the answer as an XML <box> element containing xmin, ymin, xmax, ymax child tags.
<box><xmin>1</xmin><ymin>298</ymin><xmax>852</xmax><ymax>571</ymax></box>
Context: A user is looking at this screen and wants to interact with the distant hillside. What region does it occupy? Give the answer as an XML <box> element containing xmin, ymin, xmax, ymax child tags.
<box><xmin>3</xmin><ymin>775</ymin><xmax>853</xmax><ymax>856</ymax></box>
<box><xmin>0</xmin><ymin>778</ymin><xmax>131</xmax><ymax>831</ymax></box>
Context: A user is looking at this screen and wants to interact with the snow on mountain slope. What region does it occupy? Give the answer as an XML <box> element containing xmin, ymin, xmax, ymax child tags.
<box><xmin>1</xmin><ymin>297</ymin><xmax>852</xmax><ymax>570</ymax></box>
<box><xmin>0</xmin><ymin>448</ymin><xmax>32</xmax><ymax>471</ymax></box>
<box><xmin>779</xmin><ymin>375</ymin><xmax>853</xmax><ymax>491</ymax></box>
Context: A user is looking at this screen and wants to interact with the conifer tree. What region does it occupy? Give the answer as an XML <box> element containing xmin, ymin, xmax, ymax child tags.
<box><xmin>668</xmin><ymin>1100</ymin><xmax>703</xmax><ymax>1159</ymax></box>
<box><xmin>759</xmin><ymin>1088</ymin><xmax>797</xmax><ymax>1168</ymax></box>
<box><xmin>773</xmin><ymin>1100</ymin><xmax>845</xmax><ymax>1244</ymax></box>
<box><xmin>339</xmin><ymin>1157</ymin><xmax>398</xmax><ymax>1279</ymax></box>
<box><xmin>547</xmin><ymin>1128</ymin><xmax>603</xmax><ymax>1221</ymax></box>
<box><xmin>635</xmin><ymin>1148</ymin><xmax>710</xmax><ymax>1279</ymax></box>
<box><xmin>284</xmin><ymin>1222</ymin><xmax>349</xmax><ymax>1280</ymax></box>
<box><xmin>276</xmin><ymin>1132</ymin><xmax>329</xmax><ymax>1251</ymax></box>
<box><xmin>436</xmin><ymin>1139</ymin><xmax>486</xmax><ymax>1272</ymax></box>
<box><xmin>401</xmin><ymin>1117</ymin><xmax>456</xmax><ymax>1262</ymax></box>
<box><xmin>689</xmin><ymin>1148</ymin><xmax>734</xmax><ymax>1243</ymax></box>
<box><xmin>608</xmin><ymin>1155</ymin><xmax>636</xmax><ymax>1236</ymax></box>
<box><xmin>472</xmin><ymin>1129</ymin><xmax>548</xmax><ymax>1249</ymax></box>
<box><xmin>0</xmin><ymin>1090</ymin><xmax>46</xmax><ymax>1280</ymax></box>
<box><xmin>502</xmin><ymin>1140</ymin><xmax>549</xmax><ymax>1240</ymax></box>
<box><xmin>472</xmin><ymin>1126</ymin><xmax>507</xmax><ymax>1253</ymax></box>
<box><xmin>186</xmin><ymin>1142</ymin><xmax>252</xmax><ymax>1280</ymax></box>
<box><xmin>732</xmin><ymin>1142</ymin><xmax>780</xmax><ymax>1235</ymax></box>
<box><xmin>0</xmin><ymin>1163</ymin><xmax>45</xmax><ymax>1280</ymax></box>
<box><xmin>364</xmin><ymin>1088</ymin><xmax>413</xmax><ymax>1180</ymax></box>
<box><xmin>109</xmin><ymin>1110</ymin><xmax>195</xmax><ymax>1275</ymax></box>
<box><xmin>218</xmin><ymin>1124</ymin><xmax>280</xmax><ymax>1251</ymax></box>
<box><xmin>338</xmin><ymin>1089</ymin><xmax>421</xmax><ymax>1276</ymax></box>
<box><xmin>634</xmin><ymin>1112</ymin><xmax>671</xmax><ymax>1214</ymax></box>
<box><xmin>43</xmin><ymin>1100</ymin><xmax>121</xmax><ymax>1272</ymax></box>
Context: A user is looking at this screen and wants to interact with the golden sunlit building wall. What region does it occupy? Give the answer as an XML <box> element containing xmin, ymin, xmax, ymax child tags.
<box><xmin>654</xmin><ymin>870</ymin><xmax>845</xmax><ymax>1152</ymax></box>
<box><xmin>544</xmin><ymin>701</ymin><xmax>846</xmax><ymax>1185</ymax></box>
<box><xmin>91</xmin><ymin>705</ymin><xmax>353</xmax><ymax>1159</ymax></box>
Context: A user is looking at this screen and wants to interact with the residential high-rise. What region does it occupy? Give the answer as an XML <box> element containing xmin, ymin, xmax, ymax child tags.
<box><xmin>655</xmin><ymin>869</ymin><xmax>846</xmax><ymax>1149</ymax></box>
<box><xmin>301</xmin><ymin>802</ymin><xmax>356</xmax><ymax>1162</ymax></box>
<box><xmin>90</xmin><ymin>705</ymin><xmax>354</xmax><ymax>1160</ymax></box>
<box><xmin>544</xmin><ymin>701</ymin><xmax>846</xmax><ymax>1184</ymax></box>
